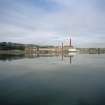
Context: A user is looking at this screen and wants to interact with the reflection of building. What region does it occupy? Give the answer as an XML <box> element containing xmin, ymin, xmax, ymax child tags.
<box><xmin>61</xmin><ymin>52</ymin><xmax>75</xmax><ymax>64</ymax></box>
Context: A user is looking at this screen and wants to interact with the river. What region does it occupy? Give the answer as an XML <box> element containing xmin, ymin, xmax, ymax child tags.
<box><xmin>0</xmin><ymin>54</ymin><xmax>105</xmax><ymax>105</ymax></box>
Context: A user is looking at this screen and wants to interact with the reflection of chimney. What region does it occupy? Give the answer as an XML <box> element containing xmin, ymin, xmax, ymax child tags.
<box><xmin>70</xmin><ymin>56</ymin><xmax>72</xmax><ymax>64</ymax></box>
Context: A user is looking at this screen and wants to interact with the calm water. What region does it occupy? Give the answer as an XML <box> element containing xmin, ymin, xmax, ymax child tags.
<box><xmin>0</xmin><ymin>54</ymin><xmax>105</xmax><ymax>105</ymax></box>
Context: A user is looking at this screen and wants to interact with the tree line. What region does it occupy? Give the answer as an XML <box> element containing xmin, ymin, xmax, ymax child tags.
<box><xmin>0</xmin><ymin>42</ymin><xmax>25</xmax><ymax>50</ymax></box>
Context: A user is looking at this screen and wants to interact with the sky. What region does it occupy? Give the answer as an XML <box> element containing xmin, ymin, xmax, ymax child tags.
<box><xmin>0</xmin><ymin>0</ymin><xmax>105</xmax><ymax>47</ymax></box>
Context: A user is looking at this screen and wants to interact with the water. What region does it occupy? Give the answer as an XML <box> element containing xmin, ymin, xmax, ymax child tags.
<box><xmin>0</xmin><ymin>54</ymin><xmax>105</xmax><ymax>105</ymax></box>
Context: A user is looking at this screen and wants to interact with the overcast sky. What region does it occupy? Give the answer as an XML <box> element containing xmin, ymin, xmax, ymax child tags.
<box><xmin>0</xmin><ymin>0</ymin><xmax>105</xmax><ymax>47</ymax></box>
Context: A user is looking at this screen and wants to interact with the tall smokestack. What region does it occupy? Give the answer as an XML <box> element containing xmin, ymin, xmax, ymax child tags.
<box><xmin>70</xmin><ymin>38</ymin><xmax>71</xmax><ymax>47</ymax></box>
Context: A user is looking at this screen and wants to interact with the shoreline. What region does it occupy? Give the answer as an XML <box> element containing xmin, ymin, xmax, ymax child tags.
<box><xmin>0</xmin><ymin>50</ymin><xmax>25</xmax><ymax>55</ymax></box>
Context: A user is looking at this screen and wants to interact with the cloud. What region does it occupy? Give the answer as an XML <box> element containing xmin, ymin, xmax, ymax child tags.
<box><xmin>0</xmin><ymin>0</ymin><xmax>105</xmax><ymax>47</ymax></box>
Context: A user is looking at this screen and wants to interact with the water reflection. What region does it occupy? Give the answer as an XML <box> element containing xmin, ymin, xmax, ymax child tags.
<box><xmin>0</xmin><ymin>52</ymin><xmax>105</xmax><ymax>65</ymax></box>
<box><xmin>0</xmin><ymin>53</ymin><xmax>76</xmax><ymax>64</ymax></box>
<box><xmin>0</xmin><ymin>54</ymin><xmax>25</xmax><ymax>61</ymax></box>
